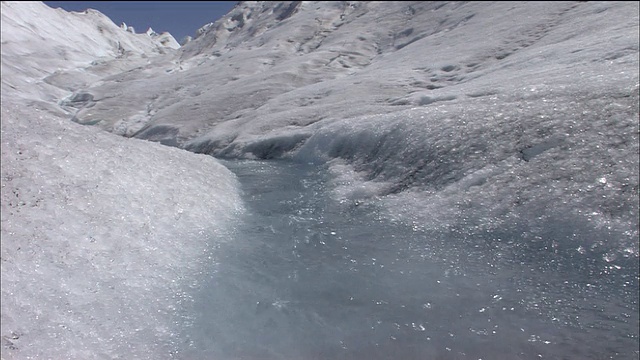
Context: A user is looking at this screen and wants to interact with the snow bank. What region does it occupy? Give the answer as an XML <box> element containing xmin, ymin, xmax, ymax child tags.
<box><xmin>1</xmin><ymin>3</ymin><xmax>241</xmax><ymax>357</ymax></box>
<box><xmin>293</xmin><ymin>74</ymin><xmax>639</xmax><ymax>256</ymax></box>
<box><xmin>0</xmin><ymin>101</ymin><xmax>243</xmax><ymax>358</ymax></box>
<box><xmin>288</xmin><ymin>89</ymin><xmax>639</xmax><ymax>312</ymax></box>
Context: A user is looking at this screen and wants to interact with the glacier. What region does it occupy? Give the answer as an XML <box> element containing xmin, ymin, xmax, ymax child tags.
<box><xmin>1</xmin><ymin>1</ymin><xmax>638</xmax><ymax>359</ymax></box>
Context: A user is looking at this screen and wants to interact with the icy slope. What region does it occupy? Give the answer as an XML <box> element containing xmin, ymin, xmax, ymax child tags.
<box><xmin>1</xmin><ymin>1</ymin><xmax>179</xmax><ymax>103</ymax></box>
<box><xmin>64</xmin><ymin>1</ymin><xmax>638</xmax><ymax>249</ymax></box>
<box><xmin>0</xmin><ymin>102</ymin><xmax>242</xmax><ymax>359</ymax></box>
<box><xmin>1</xmin><ymin>1</ymin><xmax>638</xmax><ymax>357</ymax></box>
<box><xmin>1</xmin><ymin>2</ymin><xmax>242</xmax><ymax>358</ymax></box>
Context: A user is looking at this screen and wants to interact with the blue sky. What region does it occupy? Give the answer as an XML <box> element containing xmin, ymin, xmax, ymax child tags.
<box><xmin>43</xmin><ymin>1</ymin><xmax>238</xmax><ymax>42</ymax></box>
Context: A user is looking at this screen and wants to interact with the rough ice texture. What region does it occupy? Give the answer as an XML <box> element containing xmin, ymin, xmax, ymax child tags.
<box><xmin>1</xmin><ymin>0</ymin><xmax>638</xmax><ymax>358</ymax></box>
<box><xmin>1</xmin><ymin>103</ymin><xmax>243</xmax><ymax>359</ymax></box>
<box><xmin>1</xmin><ymin>1</ymin><xmax>241</xmax><ymax>358</ymax></box>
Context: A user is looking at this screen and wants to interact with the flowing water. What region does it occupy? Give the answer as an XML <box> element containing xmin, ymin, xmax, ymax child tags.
<box><xmin>180</xmin><ymin>159</ymin><xmax>638</xmax><ymax>360</ymax></box>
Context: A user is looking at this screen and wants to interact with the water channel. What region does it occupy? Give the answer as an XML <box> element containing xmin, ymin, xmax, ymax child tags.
<box><xmin>179</xmin><ymin>159</ymin><xmax>638</xmax><ymax>360</ymax></box>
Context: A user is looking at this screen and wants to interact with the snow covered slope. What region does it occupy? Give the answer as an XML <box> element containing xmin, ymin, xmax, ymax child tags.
<box><xmin>64</xmin><ymin>1</ymin><xmax>638</xmax><ymax>246</ymax></box>
<box><xmin>1</xmin><ymin>1</ymin><xmax>179</xmax><ymax>102</ymax></box>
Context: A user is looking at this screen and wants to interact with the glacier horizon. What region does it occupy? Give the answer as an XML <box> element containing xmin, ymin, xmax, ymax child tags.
<box><xmin>1</xmin><ymin>1</ymin><xmax>638</xmax><ymax>359</ymax></box>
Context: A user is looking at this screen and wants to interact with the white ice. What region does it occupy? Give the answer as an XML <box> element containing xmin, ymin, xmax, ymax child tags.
<box><xmin>2</xmin><ymin>2</ymin><xmax>241</xmax><ymax>358</ymax></box>
<box><xmin>1</xmin><ymin>1</ymin><xmax>638</xmax><ymax>358</ymax></box>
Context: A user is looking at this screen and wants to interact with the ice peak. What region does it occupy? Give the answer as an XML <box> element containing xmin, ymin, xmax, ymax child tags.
<box><xmin>120</xmin><ymin>22</ymin><xmax>135</xmax><ymax>33</ymax></box>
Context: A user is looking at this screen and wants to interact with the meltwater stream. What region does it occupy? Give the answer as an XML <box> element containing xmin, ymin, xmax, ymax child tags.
<box><xmin>180</xmin><ymin>159</ymin><xmax>638</xmax><ymax>360</ymax></box>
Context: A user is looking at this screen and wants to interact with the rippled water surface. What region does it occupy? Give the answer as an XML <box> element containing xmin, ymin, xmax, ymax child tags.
<box><xmin>182</xmin><ymin>159</ymin><xmax>638</xmax><ymax>360</ymax></box>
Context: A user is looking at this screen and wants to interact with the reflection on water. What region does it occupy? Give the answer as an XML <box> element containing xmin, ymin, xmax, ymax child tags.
<box><xmin>182</xmin><ymin>159</ymin><xmax>638</xmax><ymax>359</ymax></box>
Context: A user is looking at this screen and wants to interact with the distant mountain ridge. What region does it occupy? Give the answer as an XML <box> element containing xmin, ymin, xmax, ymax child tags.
<box><xmin>1</xmin><ymin>1</ymin><xmax>179</xmax><ymax>102</ymax></box>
